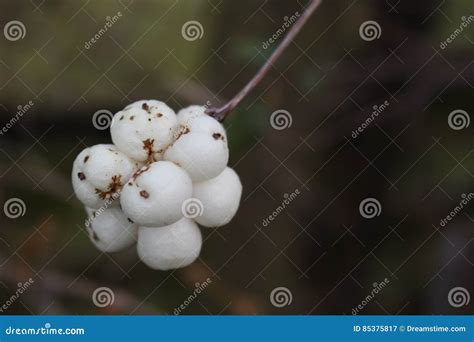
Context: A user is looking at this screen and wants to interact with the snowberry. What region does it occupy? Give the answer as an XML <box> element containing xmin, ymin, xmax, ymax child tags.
<box><xmin>176</xmin><ymin>105</ymin><xmax>206</xmax><ymax>126</ymax></box>
<box><xmin>137</xmin><ymin>218</ymin><xmax>202</xmax><ymax>270</ymax></box>
<box><xmin>85</xmin><ymin>207</ymin><xmax>138</xmax><ymax>253</ymax></box>
<box><xmin>72</xmin><ymin>144</ymin><xmax>140</xmax><ymax>209</ymax></box>
<box><xmin>110</xmin><ymin>100</ymin><xmax>178</xmax><ymax>162</ymax></box>
<box><xmin>120</xmin><ymin>161</ymin><xmax>192</xmax><ymax>227</ymax></box>
<box><xmin>193</xmin><ymin>167</ymin><xmax>242</xmax><ymax>227</ymax></box>
<box><xmin>186</xmin><ymin>115</ymin><xmax>226</xmax><ymax>137</ymax></box>
<box><xmin>124</xmin><ymin>100</ymin><xmax>157</xmax><ymax>110</ymax></box>
<box><xmin>73</xmin><ymin>98</ymin><xmax>243</xmax><ymax>268</ymax></box>
<box><xmin>164</xmin><ymin>131</ymin><xmax>229</xmax><ymax>182</ymax></box>
<box><xmin>176</xmin><ymin>105</ymin><xmax>226</xmax><ymax>136</ymax></box>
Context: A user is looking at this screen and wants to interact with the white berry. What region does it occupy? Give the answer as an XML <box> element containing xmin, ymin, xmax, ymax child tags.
<box><xmin>85</xmin><ymin>207</ymin><xmax>138</xmax><ymax>253</ymax></box>
<box><xmin>176</xmin><ymin>105</ymin><xmax>225</xmax><ymax>137</ymax></box>
<box><xmin>124</xmin><ymin>100</ymin><xmax>156</xmax><ymax>110</ymax></box>
<box><xmin>72</xmin><ymin>144</ymin><xmax>140</xmax><ymax>209</ymax></box>
<box><xmin>189</xmin><ymin>115</ymin><xmax>226</xmax><ymax>136</ymax></box>
<box><xmin>73</xmin><ymin>98</ymin><xmax>243</xmax><ymax>267</ymax></box>
<box><xmin>110</xmin><ymin>100</ymin><xmax>178</xmax><ymax>162</ymax></box>
<box><xmin>193</xmin><ymin>167</ymin><xmax>242</xmax><ymax>227</ymax></box>
<box><xmin>137</xmin><ymin>218</ymin><xmax>202</xmax><ymax>270</ymax></box>
<box><xmin>164</xmin><ymin>131</ymin><xmax>229</xmax><ymax>182</ymax></box>
<box><xmin>120</xmin><ymin>161</ymin><xmax>192</xmax><ymax>227</ymax></box>
<box><xmin>176</xmin><ymin>105</ymin><xmax>206</xmax><ymax>126</ymax></box>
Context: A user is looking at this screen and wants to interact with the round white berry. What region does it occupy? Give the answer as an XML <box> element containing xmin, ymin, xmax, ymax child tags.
<box><xmin>124</xmin><ymin>100</ymin><xmax>154</xmax><ymax>110</ymax></box>
<box><xmin>120</xmin><ymin>161</ymin><xmax>192</xmax><ymax>227</ymax></box>
<box><xmin>193</xmin><ymin>167</ymin><xmax>242</xmax><ymax>227</ymax></box>
<box><xmin>187</xmin><ymin>114</ymin><xmax>226</xmax><ymax>136</ymax></box>
<box><xmin>72</xmin><ymin>144</ymin><xmax>140</xmax><ymax>209</ymax></box>
<box><xmin>176</xmin><ymin>105</ymin><xmax>225</xmax><ymax>137</ymax></box>
<box><xmin>164</xmin><ymin>131</ymin><xmax>229</xmax><ymax>182</ymax></box>
<box><xmin>85</xmin><ymin>207</ymin><xmax>138</xmax><ymax>253</ymax></box>
<box><xmin>137</xmin><ymin>218</ymin><xmax>202</xmax><ymax>270</ymax></box>
<box><xmin>124</xmin><ymin>99</ymin><xmax>170</xmax><ymax>111</ymax></box>
<box><xmin>110</xmin><ymin>100</ymin><xmax>178</xmax><ymax>162</ymax></box>
<box><xmin>176</xmin><ymin>105</ymin><xmax>206</xmax><ymax>126</ymax></box>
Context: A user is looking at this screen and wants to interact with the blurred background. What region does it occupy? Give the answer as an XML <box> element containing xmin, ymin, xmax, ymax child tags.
<box><xmin>0</xmin><ymin>0</ymin><xmax>473</xmax><ymax>315</ymax></box>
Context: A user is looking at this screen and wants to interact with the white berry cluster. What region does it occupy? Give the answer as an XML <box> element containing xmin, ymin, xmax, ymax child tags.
<box><xmin>72</xmin><ymin>101</ymin><xmax>242</xmax><ymax>271</ymax></box>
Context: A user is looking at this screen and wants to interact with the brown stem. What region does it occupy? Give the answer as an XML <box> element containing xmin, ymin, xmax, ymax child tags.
<box><xmin>206</xmin><ymin>0</ymin><xmax>323</xmax><ymax>122</ymax></box>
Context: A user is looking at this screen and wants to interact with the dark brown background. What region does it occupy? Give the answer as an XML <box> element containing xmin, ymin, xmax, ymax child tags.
<box><xmin>0</xmin><ymin>0</ymin><xmax>472</xmax><ymax>314</ymax></box>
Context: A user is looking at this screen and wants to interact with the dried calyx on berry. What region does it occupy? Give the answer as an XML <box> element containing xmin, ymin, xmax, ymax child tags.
<box><xmin>110</xmin><ymin>100</ymin><xmax>178</xmax><ymax>162</ymax></box>
<box><xmin>72</xmin><ymin>144</ymin><xmax>141</xmax><ymax>209</ymax></box>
